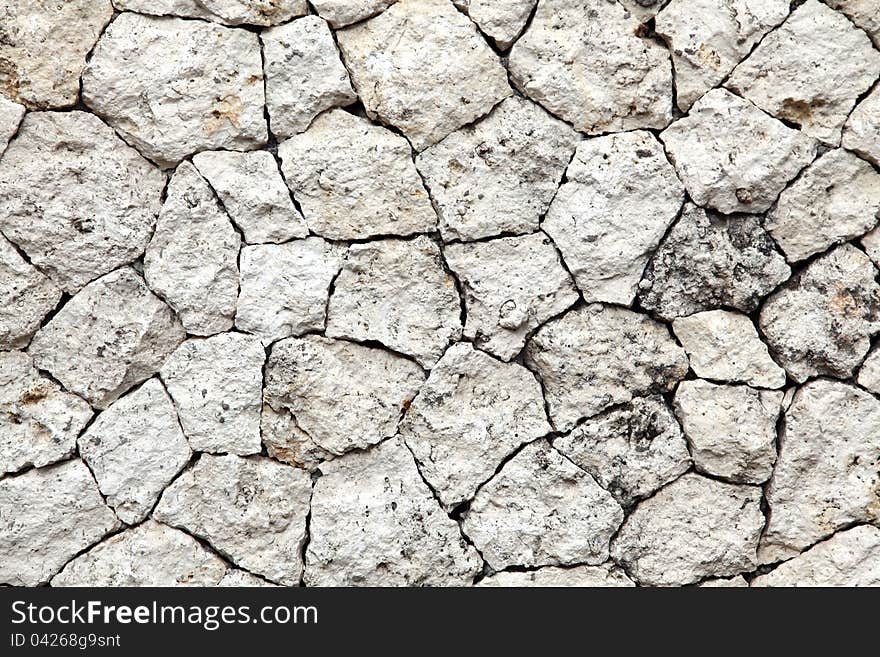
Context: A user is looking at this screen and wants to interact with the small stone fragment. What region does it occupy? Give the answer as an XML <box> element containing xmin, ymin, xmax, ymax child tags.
<box><xmin>752</xmin><ymin>525</ymin><xmax>880</xmax><ymax>587</ymax></box>
<box><xmin>416</xmin><ymin>96</ymin><xmax>580</xmax><ymax>242</ymax></box>
<box><xmin>858</xmin><ymin>347</ymin><xmax>880</xmax><ymax>395</ymax></box>
<box><xmin>674</xmin><ymin>380</ymin><xmax>781</xmax><ymax>484</ymax></box>
<box><xmin>727</xmin><ymin>0</ymin><xmax>880</xmax><ymax>144</ymax></box>
<box><xmin>401</xmin><ymin>343</ymin><xmax>551</xmax><ymax>509</ymax></box>
<box><xmin>660</xmin><ymin>89</ymin><xmax>817</xmax><ymax>213</ymax></box>
<box><xmin>264</xmin><ymin>335</ymin><xmax>425</xmax><ymax>456</ymax></box>
<box><xmin>154</xmin><ymin>454</ymin><xmax>311</xmax><ymax>586</ymax></box>
<box><xmin>144</xmin><ymin>162</ymin><xmax>241</xmax><ymax>336</ymax></box>
<box><xmin>826</xmin><ymin>0</ymin><xmax>880</xmax><ymax>46</ymax></box>
<box><xmin>843</xmin><ymin>85</ymin><xmax>880</xmax><ymax>166</ymax></box>
<box><xmin>462</xmin><ymin>440</ymin><xmax>623</xmax><ymax>569</ymax></box>
<box><xmin>217</xmin><ymin>569</ymin><xmax>276</xmax><ymax>587</ymax></box>
<box><xmin>336</xmin><ymin>0</ymin><xmax>510</xmax><ymax>150</ymax></box>
<box><xmin>0</xmin><ymin>351</ymin><xmax>92</xmax><ymax>475</ymax></box>
<box><xmin>864</xmin><ymin>227</ymin><xmax>880</xmax><ymax>267</ymax></box>
<box><xmin>0</xmin><ymin>0</ymin><xmax>113</xmax><ymax>109</ymax></box>
<box><xmin>508</xmin><ymin>0</ymin><xmax>672</xmax><ymax>134</ymax></box>
<box><xmin>525</xmin><ymin>305</ymin><xmax>689</xmax><ymax>431</ymax></box>
<box><xmin>160</xmin><ymin>333</ymin><xmax>265</xmax><ymax>456</ymax></box>
<box><xmin>0</xmin><ymin>97</ymin><xmax>24</xmax><ymax>155</ymax></box>
<box><xmin>260</xmin><ymin>404</ymin><xmax>335</xmax><ymax>470</ymax></box>
<box><xmin>638</xmin><ymin>203</ymin><xmax>791</xmax><ymax>320</ymax></box>
<box><xmin>326</xmin><ymin>237</ymin><xmax>462</xmax><ymax>367</ymax></box>
<box><xmin>278</xmin><ymin>110</ymin><xmax>436</xmax><ymax>240</ymax></box>
<box><xmin>305</xmin><ymin>437</ymin><xmax>482</xmax><ymax>586</ymax></box>
<box><xmin>477</xmin><ymin>564</ymin><xmax>634</xmax><ymax>587</ymax></box>
<box><xmin>261</xmin><ymin>16</ymin><xmax>356</xmax><ymax>138</ymax></box>
<box><xmin>543</xmin><ymin>131</ymin><xmax>684</xmax><ymax>304</ymax></box>
<box><xmin>28</xmin><ymin>268</ymin><xmax>185</xmax><ymax>409</ymax></box>
<box><xmin>554</xmin><ymin>396</ymin><xmax>691</xmax><ymax>507</ymax></box>
<box><xmin>52</xmin><ymin>520</ymin><xmax>227</xmax><ymax>587</ymax></box>
<box><xmin>444</xmin><ymin>233</ymin><xmax>579</xmax><ymax>361</ymax></box>
<box><xmin>672</xmin><ymin>310</ymin><xmax>787</xmax><ymax>388</ymax></box>
<box><xmin>467</xmin><ymin>0</ymin><xmax>537</xmax><ymax>49</ymax></box>
<box><xmin>611</xmin><ymin>473</ymin><xmax>764</xmax><ymax>586</ymax></box>
<box><xmin>760</xmin><ymin>380</ymin><xmax>880</xmax><ymax>563</ymax></box>
<box><xmin>759</xmin><ymin>244</ymin><xmax>880</xmax><ymax>382</ymax></box>
<box><xmin>0</xmin><ymin>111</ymin><xmax>166</xmax><ymax>293</ymax></box>
<box><xmin>697</xmin><ymin>576</ymin><xmax>749</xmax><ymax>588</ymax></box>
<box><xmin>0</xmin><ymin>235</ymin><xmax>62</xmax><ymax>349</ymax></box>
<box><xmin>79</xmin><ymin>379</ymin><xmax>191</xmax><ymax>524</ymax></box>
<box><xmin>113</xmin><ymin>0</ymin><xmax>308</xmax><ymax>25</ymax></box>
<box><xmin>235</xmin><ymin>239</ymin><xmax>345</xmax><ymax>344</ymax></box>
<box><xmin>655</xmin><ymin>0</ymin><xmax>789</xmax><ymax>111</ymax></box>
<box><xmin>618</xmin><ymin>0</ymin><xmax>666</xmax><ymax>21</ymax></box>
<box><xmin>82</xmin><ymin>13</ymin><xmax>267</xmax><ymax>167</ymax></box>
<box><xmin>0</xmin><ymin>459</ymin><xmax>118</xmax><ymax>586</ymax></box>
<box><xmin>192</xmin><ymin>150</ymin><xmax>308</xmax><ymax>244</ymax></box>
<box><xmin>311</xmin><ymin>0</ymin><xmax>397</xmax><ymax>27</ymax></box>
<box><xmin>766</xmin><ymin>149</ymin><xmax>880</xmax><ymax>261</ymax></box>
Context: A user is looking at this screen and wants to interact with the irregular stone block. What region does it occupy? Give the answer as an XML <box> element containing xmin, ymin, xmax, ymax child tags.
<box><xmin>0</xmin><ymin>235</ymin><xmax>61</xmax><ymax>349</ymax></box>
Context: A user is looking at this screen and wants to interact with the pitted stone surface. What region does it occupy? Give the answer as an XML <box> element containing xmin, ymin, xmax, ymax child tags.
<box><xmin>0</xmin><ymin>97</ymin><xmax>24</xmax><ymax>155</ymax></box>
<box><xmin>843</xmin><ymin>85</ymin><xmax>880</xmax><ymax>166</ymax></box>
<box><xmin>858</xmin><ymin>347</ymin><xmax>880</xmax><ymax>394</ymax></box>
<box><xmin>0</xmin><ymin>111</ymin><xmax>166</xmax><ymax>293</ymax></box>
<box><xmin>82</xmin><ymin>13</ymin><xmax>267</xmax><ymax>167</ymax></box>
<box><xmin>0</xmin><ymin>235</ymin><xmax>61</xmax><ymax>350</ymax></box>
<box><xmin>467</xmin><ymin>0</ymin><xmax>538</xmax><ymax>50</ymax></box>
<box><xmin>477</xmin><ymin>564</ymin><xmax>634</xmax><ymax>588</ymax></box>
<box><xmin>311</xmin><ymin>0</ymin><xmax>397</xmax><ymax>28</ymax></box>
<box><xmin>336</xmin><ymin>0</ymin><xmax>511</xmax><ymax>151</ymax></box>
<box><xmin>826</xmin><ymin>0</ymin><xmax>880</xmax><ymax>46</ymax></box>
<box><xmin>113</xmin><ymin>0</ymin><xmax>308</xmax><ymax>26</ymax></box>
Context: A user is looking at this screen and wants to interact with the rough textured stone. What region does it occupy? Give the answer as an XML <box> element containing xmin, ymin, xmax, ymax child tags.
<box><xmin>660</xmin><ymin>89</ymin><xmax>817</xmax><ymax>214</ymax></box>
<box><xmin>217</xmin><ymin>569</ymin><xmax>275</xmax><ymax>586</ymax></box>
<box><xmin>462</xmin><ymin>440</ymin><xmax>623</xmax><ymax>569</ymax></box>
<box><xmin>311</xmin><ymin>0</ymin><xmax>397</xmax><ymax>27</ymax></box>
<box><xmin>116</xmin><ymin>0</ymin><xmax>308</xmax><ymax>25</ymax></box>
<box><xmin>525</xmin><ymin>305</ymin><xmax>689</xmax><ymax>431</ymax></box>
<box><xmin>0</xmin><ymin>97</ymin><xmax>24</xmax><ymax>155</ymax></box>
<box><xmin>0</xmin><ymin>235</ymin><xmax>61</xmax><ymax>349</ymax></box>
<box><xmin>264</xmin><ymin>336</ymin><xmax>425</xmax><ymax>457</ymax></box>
<box><xmin>477</xmin><ymin>564</ymin><xmax>634</xmax><ymax>587</ymax></box>
<box><xmin>618</xmin><ymin>0</ymin><xmax>668</xmax><ymax>21</ymax></box>
<box><xmin>759</xmin><ymin>244</ymin><xmax>880</xmax><ymax>382</ymax></box>
<box><xmin>508</xmin><ymin>0</ymin><xmax>672</xmax><ymax>134</ymax></box>
<box><xmin>858</xmin><ymin>347</ymin><xmax>880</xmax><ymax>394</ymax></box>
<box><xmin>336</xmin><ymin>0</ymin><xmax>510</xmax><ymax>151</ymax></box>
<box><xmin>262</xmin><ymin>16</ymin><xmax>356</xmax><ymax>138</ymax></box>
<box><xmin>28</xmin><ymin>268</ymin><xmax>185</xmax><ymax>409</ymax></box>
<box><xmin>638</xmin><ymin>203</ymin><xmax>791</xmax><ymax>320</ymax></box>
<box><xmin>0</xmin><ymin>351</ymin><xmax>92</xmax><ymax>475</ymax></box>
<box><xmin>826</xmin><ymin>0</ymin><xmax>880</xmax><ymax>46</ymax></box>
<box><xmin>79</xmin><ymin>379</ymin><xmax>191</xmax><ymax>524</ymax></box>
<box><xmin>544</xmin><ymin>131</ymin><xmax>684</xmax><ymax>304</ymax></box>
<box><xmin>727</xmin><ymin>0</ymin><xmax>880</xmax><ymax>145</ymax></box>
<box><xmin>52</xmin><ymin>520</ymin><xmax>227</xmax><ymax>587</ymax></box>
<box><xmin>416</xmin><ymin>96</ymin><xmax>580</xmax><ymax>242</ymax></box>
<box><xmin>0</xmin><ymin>0</ymin><xmax>113</xmax><ymax>108</ymax></box>
<box><xmin>401</xmin><ymin>343</ymin><xmax>551</xmax><ymax>509</ymax></box>
<box><xmin>611</xmin><ymin>473</ymin><xmax>764</xmax><ymax>586</ymax></box>
<box><xmin>655</xmin><ymin>0</ymin><xmax>789</xmax><ymax>111</ymax></box>
<box><xmin>674</xmin><ymin>381</ymin><xmax>781</xmax><ymax>484</ymax></box>
<box><xmin>144</xmin><ymin>162</ymin><xmax>240</xmax><ymax>336</ymax></box>
<box><xmin>864</xmin><ymin>226</ymin><xmax>880</xmax><ymax>267</ymax></box>
<box><xmin>82</xmin><ymin>13</ymin><xmax>267</xmax><ymax>167</ymax></box>
<box><xmin>760</xmin><ymin>380</ymin><xmax>880</xmax><ymax>563</ymax></box>
<box><xmin>766</xmin><ymin>149</ymin><xmax>880</xmax><ymax>262</ymax></box>
<box><xmin>326</xmin><ymin>237</ymin><xmax>462</xmax><ymax>367</ymax></box>
<box><xmin>235</xmin><ymin>239</ymin><xmax>345</xmax><ymax>344</ymax></box>
<box><xmin>0</xmin><ymin>111</ymin><xmax>166</xmax><ymax>293</ymax></box>
<box><xmin>672</xmin><ymin>310</ymin><xmax>787</xmax><ymax>388</ymax></box>
<box><xmin>467</xmin><ymin>0</ymin><xmax>537</xmax><ymax>49</ymax></box>
<box><xmin>0</xmin><ymin>459</ymin><xmax>118</xmax><ymax>586</ymax></box>
<box><xmin>843</xmin><ymin>85</ymin><xmax>880</xmax><ymax>166</ymax></box>
<box><xmin>753</xmin><ymin>525</ymin><xmax>880</xmax><ymax>587</ymax></box>
<box><xmin>697</xmin><ymin>575</ymin><xmax>749</xmax><ymax>588</ymax></box>
<box><xmin>444</xmin><ymin>233</ymin><xmax>578</xmax><ymax>361</ymax></box>
<box><xmin>260</xmin><ymin>404</ymin><xmax>335</xmax><ymax>471</ymax></box>
<box><xmin>554</xmin><ymin>396</ymin><xmax>691</xmax><ymax>507</ymax></box>
<box><xmin>279</xmin><ymin>110</ymin><xmax>436</xmax><ymax>240</ymax></box>
<box><xmin>192</xmin><ymin>150</ymin><xmax>308</xmax><ymax>244</ymax></box>
<box><xmin>155</xmin><ymin>454</ymin><xmax>311</xmax><ymax>586</ymax></box>
<box><xmin>160</xmin><ymin>333</ymin><xmax>264</xmax><ymax>456</ymax></box>
<box><xmin>305</xmin><ymin>438</ymin><xmax>482</xmax><ymax>586</ymax></box>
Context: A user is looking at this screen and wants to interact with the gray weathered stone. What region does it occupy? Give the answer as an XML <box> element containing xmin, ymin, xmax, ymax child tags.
<box><xmin>864</xmin><ymin>226</ymin><xmax>880</xmax><ymax>268</ymax></box>
<box><xmin>544</xmin><ymin>131</ymin><xmax>684</xmax><ymax>304</ymax></box>
<box><xmin>113</xmin><ymin>0</ymin><xmax>308</xmax><ymax>25</ymax></box>
<box><xmin>336</xmin><ymin>0</ymin><xmax>510</xmax><ymax>151</ymax></box>
<box><xmin>697</xmin><ymin>575</ymin><xmax>749</xmax><ymax>588</ymax></box>
<box><xmin>0</xmin><ymin>97</ymin><xmax>24</xmax><ymax>155</ymax></box>
<box><xmin>477</xmin><ymin>563</ymin><xmax>634</xmax><ymax>587</ymax></box>
<box><xmin>467</xmin><ymin>0</ymin><xmax>537</xmax><ymax>49</ymax></box>
<box><xmin>305</xmin><ymin>437</ymin><xmax>482</xmax><ymax>586</ymax></box>
<box><xmin>401</xmin><ymin>343</ymin><xmax>551</xmax><ymax>509</ymax></box>
<box><xmin>826</xmin><ymin>0</ymin><xmax>880</xmax><ymax>46</ymax></box>
<box><xmin>311</xmin><ymin>0</ymin><xmax>397</xmax><ymax>27</ymax></box>
<box><xmin>0</xmin><ymin>111</ymin><xmax>166</xmax><ymax>293</ymax></box>
<box><xmin>843</xmin><ymin>84</ymin><xmax>880</xmax><ymax>166</ymax></box>
<box><xmin>82</xmin><ymin>13</ymin><xmax>267</xmax><ymax>167</ymax></box>
<box><xmin>279</xmin><ymin>109</ymin><xmax>436</xmax><ymax>240</ymax></box>
<box><xmin>444</xmin><ymin>233</ymin><xmax>579</xmax><ymax>361</ymax></box>
<box><xmin>261</xmin><ymin>16</ymin><xmax>356</xmax><ymax>138</ymax></box>
<box><xmin>261</xmin><ymin>404</ymin><xmax>335</xmax><ymax>471</ymax></box>
<box><xmin>144</xmin><ymin>162</ymin><xmax>240</xmax><ymax>336</ymax></box>
<box><xmin>217</xmin><ymin>569</ymin><xmax>276</xmax><ymax>586</ymax></box>
<box><xmin>858</xmin><ymin>347</ymin><xmax>880</xmax><ymax>395</ymax></box>
<box><xmin>0</xmin><ymin>235</ymin><xmax>62</xmax><ymax>349</ymax></box>
<box><xmin>28</xmin><ymin>268</ymin><xmax>185</xmax><ymax>409</ymax></box>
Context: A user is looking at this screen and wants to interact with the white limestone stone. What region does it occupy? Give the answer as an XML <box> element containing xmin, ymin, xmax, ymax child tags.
<box><xmin>477</xmin><ymin>564</ymin><xmax>634</xmax><ymax>587</ymax></box>
<box><xmin>543</xmin><ymin>131</ymin><xmax>684</xmax><ymax>304</ymax></box>
<box><xmin>826</xmin><ymin>0</ymin><xmax>880</xmax><ymax>46</ymax></box>
<box><xmin>0</xmin><ymin>97</ymin><xmax>24</xmax><ymax>155</ymax></box>
<box><xmin>113</xmin><ymin>0</ymin><xmax>308</xmax><ymax>26</ymax></box>
<box><xmin>697</xmin><ymin>576</ymin><xmax>749</xmax><ymax>588</ymax></box>
<box><xmin>279</xmin><ymin>109</ymin><xmax>436</xmax><ymax>240</ymax></box>
<box><xmin>260</xmin><ymin>404</ymin><xmax>335</xmax><ymax>471</ymax></box>
<box><xmin>858</xmin><ymin>347</ymin><xmax>880</xmax><ymax>394</ymax></box>
<box><xmin>217</xmin><ymin>569</ymin><xmax>276</xmax><ymax>586</ymax></box>
<box><xmin>843</xmin><ymin>85</ymin><xmax>880</xmax><ymax>166</ymax></box>
<box><xmin>82</xmin><ymin>13</ymin><xmax>267</xmax><ymax>167</ymax></box>
<box><xmin>28</xmin><ymin>268</ymin><xmax>185</xmax><ymax>410</ymax></box>
<box><xmin>311</xmin><ymin>0</ymin><xmax>397</xmax><ymax>27</ymax></box>
<box><xmin>0</xmin><ymin>235</ymin><xmax>61</xmax><ymax>349</ymax></box>
<box><xmin>467</xmin><ymin>0</ymin><xmax>537</xmax><ymax>49</ymax></box>
<box><xmin>400</xmin><ymin>343</ymin><xmax>551</xmax><ymax>509</ymax></box>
